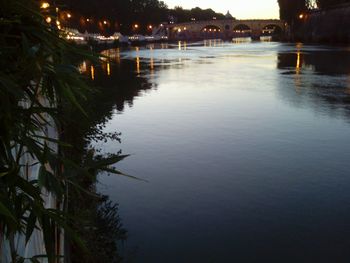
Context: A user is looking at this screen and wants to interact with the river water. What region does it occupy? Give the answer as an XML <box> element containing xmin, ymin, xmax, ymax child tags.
<box><xmin>88</xmin><ymin>40</ymin><xmax>350</xmax><ymax>262</ymax></box>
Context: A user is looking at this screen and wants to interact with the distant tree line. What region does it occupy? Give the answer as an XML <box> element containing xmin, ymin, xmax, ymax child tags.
<box><xmin>56</xmin><ymin>0</ymin><xmax>225</xmax><ymax>34</ymax></box>
<box><xmin>168</xmin><ymin>6</ymin><xmax>226</xmax><ymax>23</ymax></box>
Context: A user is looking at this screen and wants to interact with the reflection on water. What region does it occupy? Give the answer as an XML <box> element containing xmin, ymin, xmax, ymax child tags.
<box><xmin>86</xmin><ymin>42</ymin><xmax>350</xmax><ymax>262</ymax></box>
<box><xmin>231</xmin><ymin>37</ymin><xmax>252</xmax><ymax>44</ymax></box>
<box><xmin>203</xmin><ymin>39</ymin><xmax>224</xmax><ymax>47</ymax></box>
<box><xmin>107</xmin><ymin>62</ymin><xmax>111</xmax><ymax>76</ymax></box>
<box><xmin>276</xmin><ymin>45</ymin><xmax>350</xmax><ymax>121</ymax></box>
<box><xmin>90</xmin><ymin>65</ymin><xmax>94</xmax><ymax>80</ymax></box>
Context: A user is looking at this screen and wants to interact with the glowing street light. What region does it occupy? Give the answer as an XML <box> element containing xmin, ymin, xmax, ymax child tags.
<box><xmin>103</xmin><ymin>20</ymin><xmax>107</xmax><ymax>25</ymax></box>
<box><xmin>67</xmin><ymin>13</ymin><xmax>72</xmax><ymax>18</ymax></box>
<box><xmin>148</xmin><ymin>25</ymin><xmax>153</xmax><ymax>30</ymax></box>
<box><xmin>45</xmin><ymin>16</ymin><xmax>52</xmax><ymax>23</ymax></box>
<box><xmin>41</xmin><ymin>2</ymin><xmax>50</xmax><ymax>9</ymax></box>
<box><xmin>299</xmin><ymin>13</ymin><xmax>304</xmax><ymax>19</ymax></box>
<box><xmin>134</xmin><ymin>24</ymin><xmax>139</xmax><ymax>29</ymax></box>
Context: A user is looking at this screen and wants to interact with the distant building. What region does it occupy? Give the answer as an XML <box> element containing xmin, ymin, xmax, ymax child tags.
<box><xmin>225</xmin><ymin>10</ymin><xmax>235</xmax><ymax>20</ymax></box>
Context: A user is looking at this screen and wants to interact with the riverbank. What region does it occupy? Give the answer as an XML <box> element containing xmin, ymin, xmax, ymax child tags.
<box><xmin>296</xmin><ymin>3</ymin><xmax>350</xmax><ymax>43</ymax></box>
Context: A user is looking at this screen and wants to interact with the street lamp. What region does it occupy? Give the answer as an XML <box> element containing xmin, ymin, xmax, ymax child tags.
<box><xmin>133</xmin><ymin>24</ymin><xmax>139</xmax><ymax>32</ymax></box>
<box><xmin>67</xmin><ymin>13</ymin><xmax>72</xmax><ymax>18</ymax></box>
<box><xmin>299</xmin><ymin>13</ymin><xmax>304</xmax><ymax>19</ymax></box>
<box><xmin>41</xmin><ymin>2</ymin><xmax>50</xmax><ymax>9</ymax></box>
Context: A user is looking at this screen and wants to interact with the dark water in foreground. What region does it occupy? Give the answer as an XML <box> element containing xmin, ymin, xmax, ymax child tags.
<box><xmin>87</xmin><ymin>41</ymin><xmax>350</xmax><ymax>262</ymax></box>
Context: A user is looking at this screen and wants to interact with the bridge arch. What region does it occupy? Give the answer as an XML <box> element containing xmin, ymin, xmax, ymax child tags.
<box><xmin>233</xmin><ymin>24</ymin><xmax>252</xmax><ymax>37</ymax></box>
<box><xmin>233</xmin><ymin>24</ymin><xmax>252</xmax><ymax>32</ymax></box>
<box><xmin>261</xmin><ymin>24</ymin><xmax>283</xmax><ymax>36</ymax></box>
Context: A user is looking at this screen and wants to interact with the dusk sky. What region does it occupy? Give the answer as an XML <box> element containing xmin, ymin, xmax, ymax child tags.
<box><xmin>164</xmin><ymin>0</ymin><xmax>280</xmax><ymax>19</ymax></box>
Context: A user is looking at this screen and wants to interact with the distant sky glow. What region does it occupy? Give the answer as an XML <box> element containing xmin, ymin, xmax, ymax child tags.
<box><xmin>164</xmin><ymin>0</ymin><xmax>279</xmax><ymax>19</ymax></box>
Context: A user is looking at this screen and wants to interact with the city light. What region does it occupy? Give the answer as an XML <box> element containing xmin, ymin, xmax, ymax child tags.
<box><xmin>299</xmin><ymin>13</ymin><xmax>304</xmax><ymax>19</ymax></box>
<box><xmin>40</xmin><ymin>2</ymin><xmax>50</xmax><ymax>9</ymax></box>
<box><xmin>148</xmin><ymin>25</ymin><xmax>153</xmax><ymax>30</ymax></box>
<box><xmin>107</xmin><ymin>63</ymin><xmax>111</xmax><ymax>76</ymax></box>
<box><xmin>103</xmin><ymin>20</ymin><xmax>107</xmax><ymax>25</ymax></box>
<box><xmin>45</xmin><ymin>16</ymin><xmax>52</xmax><ymax>23</ymax></box>
<box><xmin>90</xmin><ymin>65</ymin><xmax>95</xmax><ymax>80</ymax></box>
<box><xmin>134</xmin><ymin>24</ymin><xmax>139</xmax><ymax>29</ymax></box>
<box><xmin>67</xmin><ymin>13</ymin><xmax>72</xmax><ymax>18</ymax></box>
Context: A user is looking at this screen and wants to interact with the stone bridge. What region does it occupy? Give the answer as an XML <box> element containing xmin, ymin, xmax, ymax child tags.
<box><xmin>164</xmin><ymin>19</ymin><xmax>286</xmax><ymax>40</ymax></box>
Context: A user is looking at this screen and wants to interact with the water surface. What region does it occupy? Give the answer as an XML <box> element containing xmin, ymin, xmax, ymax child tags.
<box><xmin>89</xmin><ymin>41</ymin><xmax>350</xmax><ymax>262</ymax></box>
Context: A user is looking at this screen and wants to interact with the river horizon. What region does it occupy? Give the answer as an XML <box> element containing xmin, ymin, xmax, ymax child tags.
<box><xmin>85</xmin><ymin>40</ymin><xmax>350</xmax><ymax>262</ymax></box>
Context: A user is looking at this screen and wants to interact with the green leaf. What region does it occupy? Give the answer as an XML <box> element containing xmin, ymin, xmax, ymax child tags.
<box><xmin>38</xmin><ymin>165</ymin><xmax>50</xmax><ymax>189</ymax></box>
<box><xmin>100</xmin><ymin>167</ymin><xmax>147</xmax><ymax>182</ymax></box>
<box><xmin>0</xmin><ymin>201</ymin><xmax>16</xmax><ymax>222</ymax></box>
<box><xmin>89</xmin><ymin>154</ymin><xmax>130</xmax><ymax>169</ymax></box>
<box><xmin>61</xmin><ymin>85</ymin><xmax>87</xmax><ymax>117</ymax></box>
<box><xmin>32</xmin><ymin>135</ymin><xmax>72</xmax><ymax>148</ymax></box>
<box><xmin>25</xmin><ymin>210</ymin><xmax>38</xmax><ymax>244</ymax></box>
<box><xmin>30</xmin><ymin>258</ymin><xmax>41</xmax><ymax>263</ymax></box>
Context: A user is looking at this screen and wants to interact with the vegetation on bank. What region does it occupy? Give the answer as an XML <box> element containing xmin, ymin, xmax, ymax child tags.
<box><xmin>0</xmin><ymin>0</ymin><xmax>127</xmax><ymax>262</ymax></box>
<box><xmin>278</xmin><ymin>0</ymin><xmax>350</xmax><ymax>42</ymax></box>
<box><xmin>278</xmin><ymin>0</ymin><xmax>350</xmax><ymax>24</ymax></box>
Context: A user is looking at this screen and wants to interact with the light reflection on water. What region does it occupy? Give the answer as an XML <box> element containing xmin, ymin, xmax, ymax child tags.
<box><xmin>88</xmin><ymin>42</ymin><xmax>350</xmax><ymax>262</ymax></box>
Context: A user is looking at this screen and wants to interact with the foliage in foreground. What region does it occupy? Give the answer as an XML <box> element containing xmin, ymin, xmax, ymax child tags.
<box><xmin>0</xmin><ymin>0</ymin><xmax>127</xmax><ymax>262</ymax></box>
